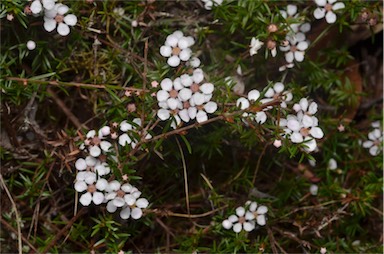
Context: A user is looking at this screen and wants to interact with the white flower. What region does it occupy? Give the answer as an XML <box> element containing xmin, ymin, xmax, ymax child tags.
<box><xmin>310</xmin><ymin>184</ymin><xmax>319</xmax><ymax>195</ymax></box>
<box><xmin>105</xmin><ymin>182</ymin><xmax>149</xmax><ymax>220</ymax></box>
<box><xmin>280</xmin><ymin>33</ymin><xmax>308</xmax><ymax>63</ymax></box>
<box><xmin>26</xmin><ymin>40</ymin><xmax>36</xmax><ymax>50</ymax></box>
<box><xmin>222</xmin><ymin>206</ymin><xmax>256</xmax><ymax>233</ymax></box>
<box><xmin>247</xmin><ymin>201</ymin><xmax>268</xmax><ymax>226</ymax></box>
<box><xmin>249</xmin><ymin>38</ymin><xmax>264</xmax><ymax>56</ymax></box>
<box><xmin>314</xmin><ymin>0</ymin><xmax>345</xmax><ymax>24</ymax></box>
<box><xmin>81</xmin><ymin>129</ymin><xmax>112</xmax><ymax>158</ymax></box>
<box><xmin>328</xmin><ymin>158</ymin><xmax>337</xmax><ymax>170</ymax></box>
<box><xmin>156</xmin><ymin>70</ymin><xmax>217</xmax><ymax>126</ymax></box>
<box><xmin>74</xmin><ymin>172</ymin><xmax>106</xmax><ymax>206</ymax></box>
<box><xmin>201</xmin><ymin>0</ymin><xmax>223</xmax><ymax>10</ymax></box>
<box><xmin>118</xmin><ymin>118</ymin><xmax>151</xmax><ymax>148</ymax></box>
<box><xmin>281</xmin><ymin>99</ymin><xmax>324</xmax><ymax>152</ymax></box>
<box><xmin>43</xmin><ymin>3</ymin><xmax>77</xmax><ymax>36</ymax></box>
<box><xmin>362</xmin><ymin>122</ymin><xmax>383</xmax><ymax>156</ymax></box>
<box><xmin>160</xmin><ymin>31</ymin><xmax>195</xmax><ymax>67</ymax></box>
<box><xmin>280</xmin><ymin>4</ymin><xmax>298</xmax><ymax>19</ymax></box>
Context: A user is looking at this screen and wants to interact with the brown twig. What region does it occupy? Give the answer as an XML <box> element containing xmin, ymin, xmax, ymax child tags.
<box><xmin>47</xmin><ymin>87</ymin><xmax>87</xmax><ymax>130</ymax></box>
<box><xmin>6</xmin><ymin>77</ymin><xmax>149</xmax><ymax>92</ymax></box>
<box><xmin>41</xmin><ymin>207</ymin><xmax>87</xmax><ymax>254</ymax></box>
<box><xmin>0</xmin><ymin>174</ymin><xmax>22</xmax><ymax>254</ymax></box>
<box><xmin>0</xmin><ymin>217</ymin><xmax>38</xmax><ymax>253</ymax></box>
<box><xmin>149</xmin><ymin>205</ymin><xmax>228</xmax><ymax>218</ymax></box>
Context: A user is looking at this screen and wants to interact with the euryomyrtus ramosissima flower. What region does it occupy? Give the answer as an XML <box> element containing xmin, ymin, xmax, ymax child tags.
<box><xmin>156</xmin><ymin>69</ymin><xmax>217</xmax><ymax>127</ymax></box>
<box><xmin>362</xmin><ymin>121</ymin><xmax>383</xmax><ymax>156</ymax></box>
<box><xmin>118</xmin><ymin>118</ymin><xmax>152</xmax><ymax>148</ymax></box>
<box><xmin>279</xmin><ymin>32</ymin><xmax>309</xmax><ymax>63</ymax></box>
<box><xmin>236</xmin><ymin>82</ymin><xmax>292</xmax><ymax>124</ymax></box>
<box><xmin>201</xmin><ymin>0</ymin><xmax>223</xmax><ymax>10</ymax></box>
<box><xmin>222</xmin><ymin>201</ymin><xmax>268</xmax><ymax>233</ymax></box>
<box><xmin>160</xmin><ymin>30</ymin><xmax>195</xmax><ymax>67</ymax></box>
<box><xmin>43</xmin><ymin>3</ymin><xmax>77</xmax><ymax>36</ymax></box>
<box><xmin>279</xmin><ymin>98</ymin><xmax>324</xmax><ymax>152</ymax></box>
<box><xmin>80</xmin><ymin>127</ymin><xmax>112</xmax><ymax>158</ymax></box>
<box><xmin>74</xmin><ymin>171</ymin><xmax>107</xmax><ymax>206</ymax></box>
<box><xmin>313</xmin><ymin>0</ymin><xmax>345</xmax><ymax>24</ymax></box>
<box><xmin>104</xmin><ymin>181</ymin><xmax>149</xmax><ymax>220</ymax></box>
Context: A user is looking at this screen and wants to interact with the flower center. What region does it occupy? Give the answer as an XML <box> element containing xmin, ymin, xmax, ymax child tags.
<box><xmin>300</xmin><ymin>127</ymin><xmax>310</xmax><ymax>137</ymax></box>
<box><xmin>190</xmin><ymin>83</ymin><xmax>200</xmax><ymax>93</ymax></box>
<box><xmin>117</xmin><ymin>190</ymin><xmax>125</xmax><ymax>198</ymax></box>
<box><xmin>373</xmin><ymin>140</ymin><xmax>381</xmax><ymax>146</ymax></box>
<box><xmin>87</xmin><ymin>184</ymin><xmax>96</xmax><ymax>193</ymax></box>
<box><xmin>169</xmin><ymin>89</ymin><xmax>178</xmax><ymax>98</ymax></box>
<box><xmin>290</xmin><ymin>45</ymin><xmax>297</xmax><ymax>52</ymax></box>
<box><xmin>325</xmin><ymin>4</ymin><xmax>332</xmax><ymax>12</ymax></box>
<box><xmin>238</xmin><ymin>216</ymin><xmax>246</xmax><ymax>224</ymax></box>
<box><xmin>91</xmin><ymin>136</ymin><xmax>101</xmax><ymax>146</ymax></box>
<box><xmin>172</xmin><ymin>47</ymin><xmax>181</xmax><ymax>56</ymax></box>
<box><xmin>183</xmin><ymin>101</ymin><xmax>190</xmax><ymax>109</ymax></box>
<box><xmin>55</xmin><ymin>14</ymin><xmax>65</xmax><ymax>23</ymax></box>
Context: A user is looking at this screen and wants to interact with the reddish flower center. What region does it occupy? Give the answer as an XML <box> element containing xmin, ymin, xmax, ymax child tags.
<box><xmin>172</xmin><ymin>47</ymin><xmax>181</xmax><ymax>55</ymax></box>
<box><xmin>183</xmin><ymin>101</ymin><xmax>191</xmax><ymax>109</ymax></box>
<box><xmin>169</xmin><ymin>89</ymin><xmax>178</xmax><ymax>98</ymax></box>
<box><xmin>87</xmin><ymin>184</ymin><xmax>96</xmax><ymax>193</ymax></box>
<box><xmin>190</xmin><ymin>83</ymin><xmax>200</xmax><ymax>93</ymax></box>
<box><xmin>238</xmin><ymin>216</ymin><xmax>246</xmax><ymax>224</ymax></box>
<box><xmin>325</xmin><ymin>4</ymin><xmax>332</xmax><ymax>12</ymax></box>
<box><xmin>117</xmin><ymin>190</ymin><xmax>125</xmax><ymax>198</ymax></box>
<box><xmin>290</xmin><ymin>45</ymin><xmax>297</xmax><ymax>52</ymax></box>
<box><xmin>300</xmin><ymin>128</ymin><xmax>310</xmax><ymax>137</ymax></box>
<box><xmin>55</xmin><ymin>14</ymin><xmax>64</xmax><ymax>23</ymax></box>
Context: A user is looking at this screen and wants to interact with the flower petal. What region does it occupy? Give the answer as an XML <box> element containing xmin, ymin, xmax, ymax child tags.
<box><xmin>57</xmin><ymin>23</ymin><xmax>70</xmax><ymax>36</ymax></box>
<box><xmin>325</xmin><ymin>11</ymin><xmax>337</xmax><ymax>24</ymax></box>
<box><xmin>314</xmin><ymin>8</ymin><xmax>326</xmax><ymax>19</ymax></box>
<box><xmin>120</xmin><ymin>206</ymin><xmax>131</xmax><ymax>219</ymax></box>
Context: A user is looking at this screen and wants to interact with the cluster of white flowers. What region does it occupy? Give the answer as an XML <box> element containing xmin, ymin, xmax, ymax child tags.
<box><xmin>236</xmin><ymin>82</ymin><xmax>292</xmax><ymax>125</ymax></box>
<box><xmin>157</xmin><ymin>31</ymin><xmax>217</xmax><ymax>127</ymax></box>
<box><xmin>201</xmin><ymin>0</ymin><xmax>223</xmax><ymax>10</ymax></box>
<box><xmin>160</xmin><ymin>31</ymin><xmax>196</xmax><ymax>67</ymax></box>
<box><xmin>222</xmin><ymin>201</ymin><xmax>268</xmax><ymax>233</ymax></box>
<box><xmin>314</xmin><ymin>0</ymin><xmax>345</xmax><ymax>24</ymax></box>
<box><xmin>279</xmin><ymin>98</ymin><xmax>324</xmax><ymax>152</ymax></box>
<box><xmin>279</xmin><ymin>5</ymin><xmax>311</xmax><ymax>70</ymax></box>
<box><xmin>156</xmin><ymin>69</ymin><xmax>217</xmax><ymax>127</ymax></box>
<box><xmin>28</xmin><ymin>0</ymin><xmax>77</xmax><ymax>36</ymax></box>
<box><xmin>362</xmin><ymin>121</ymin><xmax>382</xmax><ymax>156</ymax></box>
<box><xmin>74</xmin><ymin>121</ymin><xmax>150</xmax><ymax>220</ymax></box>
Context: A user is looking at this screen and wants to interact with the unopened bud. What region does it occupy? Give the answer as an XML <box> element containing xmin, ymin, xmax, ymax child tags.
<box><xmin>267</xmin><ymin>24</ymin><xmax>278</xmax><ymax>33</ymax></box>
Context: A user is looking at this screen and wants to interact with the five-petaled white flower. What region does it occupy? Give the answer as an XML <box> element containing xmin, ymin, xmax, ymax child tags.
<box><xmin>280</xmin><ymin>32</ymin><xmax>309</xmax><ymax>63</ymax></box>
<box><xmin>222</xmin><ymin>206</ymin><xmax>256</xmax><ymax>233</ymax></box>
<box><xmin>362</xmin><ymin>121</ymin><xmax>383</xmax><ymax>156</ymax></box>
<box><xmin>104</xmin><ymin>181</ymin><xmax>149</xmax><ymax>219</ymax></box>
<box><xmin>313</xmin><ymin>0</ymin><xmax>345</xmax><ymax>24</ymax></box>
<box><xmin>280</xmin><ymin>98</ymin><xmax>324</xmax><ymax>152</ymax></box>
<box><xmin>74</xmin><ymin>171</ymin><xmax>107</xmax><ymax>206</ymax></box>
<box><xmin>43</xmin><ymin>3</ymin><xmax>77</xmax><ymax>36</ymax></box>
<box><xmin>160</xmin><ymin>31</ymin><xmax>195</xmax><ymax>67</ymax></box>
<box><xmin>81</xmin><ymin>128</ymin><xmax>112</xmax><ymax>158</ymax></box>
<box><xmin>222</xmin><ymin>200</ymin><xmax>268</xmax><ymax>233</ymax></box>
